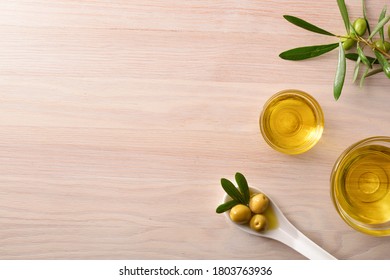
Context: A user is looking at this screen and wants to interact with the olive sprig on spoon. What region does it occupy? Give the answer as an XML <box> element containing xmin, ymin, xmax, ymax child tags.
<box><xmin>216</xmin><ymin>173</ymin><xmax>270</xmax><ymax>231</ymax></box>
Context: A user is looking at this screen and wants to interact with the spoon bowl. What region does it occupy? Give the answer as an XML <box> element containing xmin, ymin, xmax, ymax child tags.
<box><xmin>223</xmin><ymin>188</ymin><xmax>336</xmax><ymax>260</ymax></box>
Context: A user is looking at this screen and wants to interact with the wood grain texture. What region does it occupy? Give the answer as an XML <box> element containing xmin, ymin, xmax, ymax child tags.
<box><xmin>0</xmin><ymin>0</ymin><xmax>390</xmax><ymax>260</ymax></box>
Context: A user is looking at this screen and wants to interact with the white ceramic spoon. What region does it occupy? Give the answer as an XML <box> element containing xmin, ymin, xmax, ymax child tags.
<box><xmin>223</xmin><ymin>189</ymin><xmax>337</xmax><ymax>260</ymax></box>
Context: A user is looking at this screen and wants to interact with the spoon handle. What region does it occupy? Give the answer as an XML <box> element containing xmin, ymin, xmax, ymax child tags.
<box><xmin>275</xmin><ymin>227</ymin><xmax>337</xmax><ymax>260</ymax></box>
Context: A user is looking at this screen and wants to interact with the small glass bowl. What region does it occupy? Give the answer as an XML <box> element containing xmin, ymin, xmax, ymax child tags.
<box><xmin>331</xmin><ymin>136</ymin><xmax>390</xmax><ymax>236</ymax></box>
<box><xmin>259</xmin><ymin>89</ymin><xmax>324</xmax><ymax>155</ymax></box>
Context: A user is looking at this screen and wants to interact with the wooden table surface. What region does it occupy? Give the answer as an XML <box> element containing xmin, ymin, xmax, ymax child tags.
<box><xmin>1</xmin><ymin>0</ymin><xmax>390</xmax><ymax>260</ymax></box>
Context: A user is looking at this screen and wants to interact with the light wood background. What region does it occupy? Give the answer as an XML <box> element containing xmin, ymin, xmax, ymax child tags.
<box><xmin>1</xmin><ymin>0</ymin><xmax>390</xmax><ymax>260</ymax></box>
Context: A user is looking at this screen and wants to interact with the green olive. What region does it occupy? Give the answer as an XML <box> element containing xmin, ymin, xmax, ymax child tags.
<box><xmin>384</xmin><ymin>41</ymin><xmax>390</xmax><ymax>52</ymax></box>
<box><xmin>353</xmin><ymin>18</ymin><xmax>367</xmax><ymax>36</ymax></box>
<box><xmin>229</xmin><ymin>204</ymin><xmax>252</xmax><ymax>224</ymax></box>
<box><xmin>249</xmin><ymin>214</ymin><xmax>268</xmax><ymax>232</ymax></box>
<box><xmin>342</xmin><ymin>38</ymin><xmax>355</xmax><ymax>50</ymax></box>
<box><xmin>249</xmin><ymin>193</ymin><xmax>269</xmax><ymax>214</ymax></box>
<box><xmin>374</xmin><ymin>40</ymin><xmax>384</xmax><ymax>50</ymax></box>
<box><xmin>388</xmin><ymin>25</ymin><xmax>390</xmax><ymax>40</ymax></box>
<box><xmin>374</xmin><ymin>40</ymin><xmax>387</xmax><ymax>51</ymax></box>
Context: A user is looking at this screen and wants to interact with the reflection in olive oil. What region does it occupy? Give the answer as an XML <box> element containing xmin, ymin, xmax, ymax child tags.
<box><xmin>334</xmin><ymin>145</ymin><xmax>390</xmax><ymax>226</ymax></box>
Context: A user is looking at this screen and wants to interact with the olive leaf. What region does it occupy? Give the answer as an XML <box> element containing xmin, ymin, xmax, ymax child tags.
<box><xmin>362</xmin><ymin>0</ymin><xmax>371</xmax><ymax>35</ymax></box>
<box><xmin>365</xmin><ymin>68</ymin><xmax>384</xmax><ymax>78</ymax></box>
<box><xmin>349</xmin><ymin>22</ymin><xmax>357</xmax><ymax>37</ymax></box>
<box><xmin>357</xmin><ymin>45</ymin><xmax>372</xmax><ymax>68</ymax></box>
<box><xmin>360</xmin><ymin>66</ymin><xmax>370</xmax><ymax>87</ymax></box>
<box><xmin>337</xmin><ymin>0</ymin><xmax>351</xmax><ymax>34</ymax></box>
<box><xmin>374</xmin><ymin>50</ymin><xmax>390</xmax><ymax>79</ymax></box>
<box><xmin>334</xmin><ymin>42</ymin><xmax>346</xmax><ymax>100</ymax></box>
<box><xmin>216</xmin><ymin>200</ymin><xmax>239</xmax><ymax>214</ymax></box>
<box><xmin>345</xmin><ymin>53</ymin><xmax>379</xmax><ymax>64</ymax></box>
<box><xmin>378</xmin><ymin>6</ymin><xmax>387</xmax><ymax>42</ymax></box>
<box><xmin>235</xmin><ymin>172</ymin><xmax>250</xmax><ymax>204</ymax></box>
<box><xmin>368</xmin><ymin>15</ymin><xmax>390</xmax><ymax>40</ymax></box>
<box><xmin>283</xmin><ymin>15</ymin><xmax>335</xmax><ymax>36</ymax></box>
<box><xmin>220</xmin><ymin>178</ymin><xmax>245</xmax><ymax>204</ymax></box>
<box><xmin>279</xmin><ymin>43</ymin><xmax>339</xmax><ymax>61</ymax></box>
<box><xmin>352</xmin><ymin>56</ymin><xmax>361</xmax><ymax>83</ymax></box>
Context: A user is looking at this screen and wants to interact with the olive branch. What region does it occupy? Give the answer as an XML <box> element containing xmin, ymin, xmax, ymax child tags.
<box><xmin>279</xmin><ymin>0</ymin><xmax>390</xmax><ymax>100</ymax></box>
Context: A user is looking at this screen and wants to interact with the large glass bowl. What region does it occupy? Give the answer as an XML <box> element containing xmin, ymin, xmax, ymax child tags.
<box><xmin>331</xmin><ymin>136</ymin><xmax>390</xmax><ymax>236</ymax></box>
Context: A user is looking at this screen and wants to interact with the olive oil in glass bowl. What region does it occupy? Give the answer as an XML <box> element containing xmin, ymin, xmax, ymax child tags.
<box><xmin>331</xmin><ymin>137</ymin><xmax>390</xmax><ymax>236</ymax></box>
<box><xmin>260</xmin><ymin>89</ymin><xmax>324</xmax><ymax>155</ymax></box>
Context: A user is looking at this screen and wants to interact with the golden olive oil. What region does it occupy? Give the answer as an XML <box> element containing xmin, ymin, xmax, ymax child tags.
<box><xmin>263</xmin><ymin>204</ymin><xmax>278</xmax><ymax>230</ymax></box>
<box><xmin>260</xmin><ymin>90</ymin><xmax>324</xmax><ymax>155</ymax></box>
<box><xmin>332</xmin><ymin>143</ymin><xmax>390</xmax><ymax>235</ymax></box>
